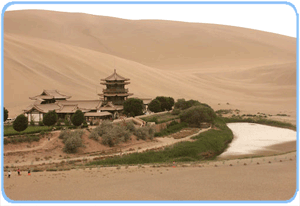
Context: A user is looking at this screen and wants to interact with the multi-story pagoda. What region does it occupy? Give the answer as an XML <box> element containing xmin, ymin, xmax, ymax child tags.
<box><xmin>99</xmin><ymin>69</ymin><xmax>133</xmax><ymax>105</ymax></box>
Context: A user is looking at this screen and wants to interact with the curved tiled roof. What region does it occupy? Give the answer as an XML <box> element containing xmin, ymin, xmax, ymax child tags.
<box><xmin>101</xmin><ymin>70</ymin><xmax>130</xmax><ymax>81</ymax></box>
<box><xmin>29</xmin><ymin>90</ymin><xmax>71</xmax><ymax>100</ymax></box>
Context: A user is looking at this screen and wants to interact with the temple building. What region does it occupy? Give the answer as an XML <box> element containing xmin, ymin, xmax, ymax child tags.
<box><xmin>23</xmin><ymin>70</ymin><xmax>151</xmax><ymax>124</ymax></box>
<box><xmin>99</xmin><ymin>69</ymin><xmax>133</xmax><ymax>105</ymax></box>
<box><xmin>24</xmin><ymin>90</ymin><xmax>112</xmax><ymax>123</ymax></box>
<box><xmin>23</xmin><ymin>70</ymin><xmax>137</xmax><ymax>123</ymax></box>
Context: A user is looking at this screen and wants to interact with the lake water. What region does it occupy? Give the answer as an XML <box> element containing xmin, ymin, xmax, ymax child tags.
<box><xmin>219</xmin><ymin>123</ymin><xmax>297</xmax><ymax>157</ymax></box>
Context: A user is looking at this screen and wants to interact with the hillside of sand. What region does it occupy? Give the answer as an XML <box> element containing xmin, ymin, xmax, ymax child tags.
<box><xmin>3</xmin><ymin>10</ymin><xmax>297</xmax><ymax>123</ymax></box>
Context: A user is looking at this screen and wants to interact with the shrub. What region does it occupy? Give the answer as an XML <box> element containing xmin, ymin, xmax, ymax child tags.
<box><xmin>134</xmin><ymin>126</ymin><xmax>155</xmax><ymax>140</ymax></box>
<box><xmin>82</xmin><ymin>121</ymin><xmax>88</xmax><ymax>128</ymax></box>
<box><xmin>43</xmin><ymin>110</ymin><xmax>58</xmax><ymax>127</ymax></box>
<box><xmin>180</xmin><ymin>105</ymin><xmax>216</xmax><ymax>127</ymax></box>
<box><xmin>155</xmin><ymin>96</ymin><xmax>174</xmax><ymax>111</ymax></box>
<box><xmin>4</xmin><ymin>138</ymin><xmax>9</xmax><ymax>145</ymax></box>
<box><xmin>126</xmin><ymin>121</ymin><xmax>136</xmax><ymax>132</ymax></box>
<box><xmin>59</xmin><ymin>130</ymin><xmax>72</xmax><ymax>143</ymax></box>
<box><xmin>64</xmin><ymin>118</ymin><xmax>70</xmax><ymax>126</ymax></box>
<box><xmin>63</xmin><ymin>135</ymin><xmax>83</xmax><ymax>153</ymax></box>
<box><xmin>135</xmin><ymin>127</ymin><xmax>149</xmax><ymax>140</ymax></box>
<box><xmin>4</xmin><ymin>107</ymin><xmax>8</xmax><ymax>122</ymax></box>
<box><xmin>101</xmin><ymin>124</ymin><xmax>130</xmax><ymax>147</ymax></box>
<box><xmin>57</xmin><ymin>119</ymin><xmax>62</xmax><ymax>126</ymax></box>
<box><xmin>148</xmin><ymin>99</ymin><xmax>162</xmax><ymax>113</ymax></box>
<box><xmin>155</xmin><ymin>122</ymin><xmax>188</xmax><ymax>137</ymax></box>
<box><xmin>13</xmin><ymin>114</ymin><xmax>28</xmax><ymax>132</ymax></box>
<box><xmin>38</xmin><ymin>121</ymin><xmax>44</xmax><ymax>126</ymax></box>
<box><xmin>30</xmin><ymin>119</ymin><xmax>35</xmax><ymax>126</ymax></box>
<box><xmin>174</xmin><ymin>99</ymin><xmax>209</xmax><ymax>110</ymax></box>
<box><xmin>62</xmin><ymin>130</ymin><xmax>84</xmax><ymax>153</ymax></box>
<box><xmin>71</xmin><ymin>110</ymin><xmax>85</xmax><ymax>126</ymax></box>
<box><xmin>89</xmin><ymin>130</ymin><xmax>99</xmax><ymax>141</ymax></box>
<box><xmin>123</xmin><ymin>98</ymin><xmax>144</xmax><ymax>117</ymax></box>
<box><xmin>148</xmin><ymin>117</ymin><xmax>158</xmax><ymax>124</ymax></box>
<box><xmin>172</xmin><ymin>109</ymin><xmax>181</xmax><ymax>115</ymax></box>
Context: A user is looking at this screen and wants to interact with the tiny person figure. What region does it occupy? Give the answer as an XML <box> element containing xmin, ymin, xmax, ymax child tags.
<box><xmin>8</xmin><ymin>170</ymin><xmax>11</xmax><ymax>178</ymax></box>
<box><xmin>28</xmin><ymin>168</ymin><xmax>31</xmax><ymax>176</ymax></box>
<box><xmin>17</xmin><ymin>168</ymin><xmax>21</xmax><ymax>176</ymax></box>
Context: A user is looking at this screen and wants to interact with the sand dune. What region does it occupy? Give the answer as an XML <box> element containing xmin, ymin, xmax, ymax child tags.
<box><xmin>3</xmin><ymin>10</ymin><xmax>296</xmax><ymax>122</ymax></box>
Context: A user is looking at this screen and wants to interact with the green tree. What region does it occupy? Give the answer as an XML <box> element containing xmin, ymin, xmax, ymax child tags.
<box><xmin>155</xmin><ymin>96</ymin><xmax>174</xmax><ymax>111</ymax></box>
<box><xmin>148</xmin><ymin>99</ymin><xmax>162</xmax><ymax>113</ymax></box>
<box><xmin>4</xmin><ymin>107</ymin><xmax>8</xmax><ymax>122</ymax></box>
<box><xmin>123</xmin><ymin>98</ymin><xmax>144</xmax><ymax>117</ymax></box>
<box><xmin>13</xmin><ymin>114</ymin><xmax>28</xmax><ymax>132</ymax></box>
<box><xmin>71</xmin><ymin>110</ymin><xmax>85</xmax><ymax>126</ymax></box>
<box><xmin>43</xmin><ymin>110</ymin><xmax>58</xmax><ymax>127</ymax></box>
<box><xmin>180</xmin><ymin>105</ymin><xmax>216</xmax><ymax>127</ymax></box>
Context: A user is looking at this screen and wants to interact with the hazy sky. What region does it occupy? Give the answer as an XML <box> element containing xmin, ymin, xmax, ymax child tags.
<box><xmin>4</xmin><ymin>1</ymin><xmax>298</xmax><ymax>38</ymax></box>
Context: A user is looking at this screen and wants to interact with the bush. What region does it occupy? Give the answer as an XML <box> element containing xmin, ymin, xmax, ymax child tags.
<box><xmin>172</xmin><ymin>109</ymin><xmax>181</xmax><ymax>115</ymax></box>
<box><xmin>82</xmin><ymin>121</ymin><xmax>88</xmax><ymax>128</ymax></box>
<box><xmin>134</xmin><ymin>126</ymin><xmax>155</xmax><ymax>140</ymax></box>
<box><xmin>89</xmin><ymin>130</ymin><xmax>99</xmax><ymax>141</ymax></box>
<box><xmin>155</xmin><ymin>122</ymin><xmax>188</xmax><ymax>137</ymax></box>
<box><xmin>62</xmin><ymin>130</ymin><xmax>84</xmax><ymax>153</ymax></box>
<box><xmin>126</xmin><ymin>121</ymin><xmax>136</xmax><ymax>132</ymax></box>
<box><xmin>148</xmin><ymin>99</ymin><xmax>162</xmax><ymax>113</ymax></box>
<box><xmin>63</xmin><ymin>135</ymin><xmax>83</xmax><ymax>153</ymax></box>
<box><xmin>148</xmin><ymin>117</ymin><xmax>158</xmax><ymax>124</ymax></box>
<box><xmin>30</xmin><ymin>119</ymin><xmax>35</xmax><ymax>126</ymax></box>
<box><xmin>64</xmin><ymin>118</ymin><xmax>70</xmax><ymax>126</ymax></box>
<box><xmin>123</xmin><ymin>98</ymin><xmax>144</xmax><ymax>117</ymax></box>
<box><xmin>174</xmin><ymin>99</ymin><xmax>209</xmax><ymax>110</ymax></box>
<box><xmin>38</xmin><ymin>121</ymin><xmax>44</xmax><ymax>126</ymax></box>
<box><xmin>89</xmin><ymin>121</ymin><xmax>131</xmax><ymax>146</ymax></box>
<box><xmin>13</xmin><ymin>114</ymin><xmax>28</xmax><ymax>132</ymax></box>
<box><xmin>4</xmin><ymin>138</ymin><xmax>9</xmax><ymax>145</ymax></box>
<box><xmin>59</xmin><ymin>130</ymin><xmax>70</xmax><ymax>142</ymax></box>
<box><xmin>4</xmin><ymin>107</ymin><xmax>8</xmax><ymax>122</ymax></box>
<box><xmin>57</xmin><ymin>119</ymin><xmax>62</xmax><ymax>126</ymax></box>
<box><xmin>71</xmin><ymin>110</ymin><xmax>85</xmax><ymax>126</ymax></box>
<box><xmin>180</xmin><ymin>105</ymin><xmax>216</xmax><ymax>127</ymax></box>
<box><xmin>155</xmin><ymin>96</ymin><xmax>174</xmax><ymax>111</ymax></box>
<box><xmin>43</xmin><ymin>110</ymin><xmax>58</xmax><ymax>127</ymax></box>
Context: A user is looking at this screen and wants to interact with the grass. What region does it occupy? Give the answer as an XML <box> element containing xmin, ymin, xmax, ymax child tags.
<box><xmin>4</xmin><ymin>134</ymin><xmax>41</xmax><ymax>144</ymax></box>
<box><xmin>154</xmin><ymin>122</ymin><xmax>188</xmax><ymax>137</ymax></box>
<box><xmin>223</xmin><ymin>116</ymin><xmax>296</xmax><ymax>131</ymax></box>
<box><xmin>4</xmin><ymin>125</ymin><xmax>52</xmax><ymax>136</ymax></box>
<box><xmin>4</xmin><ymin>125</ymin><xmax>79</xmax><ymax>136</ymax></box>
<box><xmin>141</xmin><ymin>112</ymin><xmax>179</xmax><ymax>124</ymax></box>
<box><xmin>87</xmin><ymin>117</ymin><xmax>233</xmax><ymax>166</ymax></box>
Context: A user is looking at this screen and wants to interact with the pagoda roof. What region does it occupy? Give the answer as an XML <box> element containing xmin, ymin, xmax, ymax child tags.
<box><xmin>101</xmin><ymin>70</ymin><xmax>130</xmax><ymax>81</ymax></box>
<box><xmin>100</xmin><ymin>102</ymin><xmax>123</xmax><ymax>111</ymax></box>
<box><xmin>98</xmin><ymin>93</ymin><xmax>133</xmax><ymax>97</ymax></box>
<box><xmin>29</xmin><ymin>90</ymin><xmax>71</xmax><ymax>100</ymax></box>
<box><xmin>100</xmin><ymin>82</ymin><xmax>130</xmax><ymax>85</ymax></box>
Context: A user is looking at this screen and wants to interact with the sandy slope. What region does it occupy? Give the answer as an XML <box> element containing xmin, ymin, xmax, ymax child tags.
<box><xmin>4</xmin><ymin>152</ymin><xmax>297</xmax><ymax>201</ymax></box>
<box><xmin>3</xmin><ymin>10</ymin><xmax>296</xmax><ymax>122</ymax></box>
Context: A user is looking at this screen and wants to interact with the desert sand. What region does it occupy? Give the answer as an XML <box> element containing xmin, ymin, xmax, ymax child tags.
<box><xmin>4</xmin><ymin>152</ymin><xmax>297</xmax><ymax>201</ymax></box>
<box><xmin>2</xmin><ymin>10</ymin><xmax>297</xmax><ymax>202</ymax></box>
<box><xmin>3</xmin><ymin>10</ymin><xmax>296</xmax><ymax>124</ymax></box>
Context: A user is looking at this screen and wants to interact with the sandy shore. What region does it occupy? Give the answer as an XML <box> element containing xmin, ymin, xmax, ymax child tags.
<box><xmin>4</xmin><ymin>151</ymin><xmax>297</xmax><ymax>201</ymax></box>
